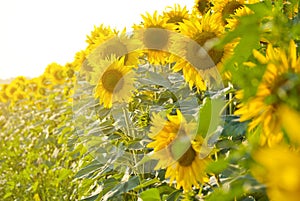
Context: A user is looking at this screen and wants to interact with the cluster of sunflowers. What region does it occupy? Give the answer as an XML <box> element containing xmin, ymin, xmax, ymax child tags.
<box><xmin>0</xmin><ymin>62</ymin><xmax>76</xmax><ymax>106</ymax></box>
<box><xmin>1</xmin><ymin>0</ymin><xmax>300</xmax><ymax>200</ymax></box>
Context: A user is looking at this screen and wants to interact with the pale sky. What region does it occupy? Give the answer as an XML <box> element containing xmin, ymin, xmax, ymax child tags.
<box><xmin>0</xmin><ymin>0</ymin><xmax>194</xmax><ymax>79</ymax></box>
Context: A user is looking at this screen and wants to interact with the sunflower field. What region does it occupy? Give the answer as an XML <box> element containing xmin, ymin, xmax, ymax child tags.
<box><xmin>1</xmin><ymin>0</ymin><xmax>300</xmax><ymax>200</ymax></box>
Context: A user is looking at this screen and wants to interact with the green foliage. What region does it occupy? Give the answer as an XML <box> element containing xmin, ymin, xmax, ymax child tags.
<box><xmin>0</xmin><ymin>84</ymin><xmax>84</xmax><ymax>200</ymax></box>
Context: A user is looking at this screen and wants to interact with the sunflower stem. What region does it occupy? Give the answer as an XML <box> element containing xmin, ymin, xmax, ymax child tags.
<box><xmin>215</xmin><ymin>174</ymin><xmax>222</xmax><ymax>188</ymax></box>
<box><xmin>122</xmin><ymin>107</ymin><xmax>139</xmax><ymax>173</ymax></box>
<box><xmin>123</xmin><ymin>107</ymin><xmax>135</xmax><ymax>138</ymax></box>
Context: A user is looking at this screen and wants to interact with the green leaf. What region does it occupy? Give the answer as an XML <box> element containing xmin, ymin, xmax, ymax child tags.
<box><xmin>134</xmin><ymin>178</ymin><xmax>160</xmax><ymax>191</ymax></box>
<box><xmin>166</xmin><ymin>190</ymin><xmax>182</xmax><ymax>201</ymax></box>
<box><xmin>206</xmin><ymin>159</ymin><xmax>228</xmax><ymax>174</ymax></box>
<box><xmin>197</xmin><ymin>97</ymin><xmax>224</xmax><ymax>138</ymax></box>
<box><xmin>139</xmin><ymin>71</ymin><xmax>171</xmax><ymax>88</ymax></box>
<box><xmin>75</xmin><ymin>162</ymin><xmax>104</xmax><ymax>179</ymax></box>
<box><xmin>140</xmin><ymin>188</ymin><xmax>161</xmax><ymax>201</ymax></box>
<box><xmin>102</xmin><ymin>176</ymin><xmax>140</xmax><ymax>200</ymax></box>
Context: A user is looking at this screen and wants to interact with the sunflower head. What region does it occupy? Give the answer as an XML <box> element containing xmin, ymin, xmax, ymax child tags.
<box><xmin>163</xmin><ymin>4</ymin><xmax>190</xmax><ymax>26</ymax></box>
<box><xmin>169</xmin><ymin>14</ymin><xmax>229</xmax><ymax>91</ymax></box>
<box><xmin>235</xmin><ymin>40</ymin><xmax>300</xmax><ymax>147</ymax></box>
<box><xmin>179</xmin><ymin>14</ymin><xmax>225</xmax><ymax>68</ymax></box>
<box><xmin>86</xmin><ymin>24</ymin><xmax>115</xmax><ymax>51</ymax></box>
<box><xmin>93</xmin><ymin>57</ymin><xmax>136</xmax><ymax>108</ymax></box>
<box><xmin>225</xmin><ymin>6</ymin><xmax>254</xmax><ymax>30</ymax></box>
<box><xmin>5</xmin><ymin>83</ymin><xmax>18</xmax><ymax>98</ymax></box>
<box><xmin>147</xmin><ymin>110</ymin><xmax>211</xmax><ymax>192</ymax></box>
<box><xmin>213</xmin><ymin>0</ymin><xmax>246</xmax><ymax>25</ymax></box>
<box><xmin>194</xmin><ymin>0</ymin><xmax>212</xmax><ymax>16</ymax></box>
<box><xmin>13</xmin><ymin>89</ymin><xmax>27</xmax><ymax>102</ymax></box>
<box><xmin>133</xmin><ymin>11</ymin><xmax>176</xmax><ymax>65</ymax></box>
<box><xmin>45</xmin><ymin>63</ymin><xmax>67</xmax><ymax>85</ymax></box>
<box><xmin>88</xmin><ymin>30</ymin><xmax>141</xmax><ymax>71</ymax></box>
<box><xmin>0</xmin><ymin>85</ymin><xmax>9</xmax><ymax>103</ymax></box>
<box><xmin>252</xmin><ymin>146</ymin><xmax>300</xmax><ymax>201</ymax></box>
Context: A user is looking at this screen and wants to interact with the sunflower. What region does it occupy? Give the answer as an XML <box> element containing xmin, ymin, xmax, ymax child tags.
<box><xmin>5</xmin><ymin>83</ymin><xmax>18</xmax><ymax>98</ymax></box>
<box><xmin>147</xmin><ymin>110</ymin><xmax>211</xmax><ymax>192</ymax></box>
<box><xmin>44</xmin><ymin>63</ymin><xmax>67</xmax><ymax>85</ymax></box>
<box><xmin>170</xmin><ymin>13</ymin><xmax>232</xmax><ymax>91</ymax></box>
<box><xmin>213</xmin><ymin>0</ymin><xmax>249</xmax><ymax>25</ymax></box>
<box><xmin>12</xmin><ymin>89</ymin><xmax>27</xmax><ymax>102</ymax></box>
<box><xmin>72</xmin><ymin>50</ymin><xmax>94</xmax><ymax>81</ymax></box>
<box><xmin>193</xmin><ymin>0</ymin><xmax>213</xmax><ymax>16</ymax></box>
<box><xmin>235</xmin><ymin>40</ymin><xmax>300</xmax><ymax>147</ymax></box>
<box><xmin>0</xmin><ymin>84</ymin><xmax>9</xmax><ymax>103</ymax></box>
<box><xmin>252</xmin><ymin>146</ymin><xmax>300</xmax><ymax>201</ymax></box>
<box><xmin>163</xmin><ymin>4</ymin><xmax>190</xmax><ymax>27</ymax></box>
<box><xmin>93</xmin><ymin>57</ymin><xmax>136</xmax><ymax>108</ymax></box>
<box><xmin>88</xmin><ymin>29</ymin><xmax>141</xmax><ymax>70</ymax></box>
<box><xmin>279</xmin><ymin>105</ymin><xmax>300</xmax><ymax>145</ymax></box>
<box><xmin>86</xmin><ymin>24</ymin><xmax>115</xmax><ymax>52</ymax></box>
<box><xmin>133</xmin><ymin>11</ymin><xmax>176</xmax><ymax>65</ymax></box>
<box><xmin>225</xmin><ymin>5</ymin><xmax>254</xmax><ymax>30</ymax></box>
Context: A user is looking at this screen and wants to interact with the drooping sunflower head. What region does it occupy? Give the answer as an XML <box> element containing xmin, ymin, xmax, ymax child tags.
<box><xmin>235</xmin><ymin>40</ymin><xmax>300</xmax><ymax>147</ymax></box>
<box><xmin>93</xmin><ymin>57</ymin><xmax>136</xmax><ymax>108</ymax></box>
<box><xmin>133</xmin><ymin>11</ymin><xmax>177</xmax><ymax>65</ymax></box>
<box><xmin>213</xmin><ymin>0</ymin><xmax>247</xmax><ymax>25</ymax></box>
<box><xmin>147</xmin><ymin>110</ymin><xmax>211</xmax><ymax>192</ymax></box>
<box><xmin>163</xmin><ymin>4</ymin><xmax>190</xmax><ymax>26</ymax></box>
<box><xmin>193</xmin><ymin>0</ymin><xmax>213</xmax><ymax>16</ymax></box>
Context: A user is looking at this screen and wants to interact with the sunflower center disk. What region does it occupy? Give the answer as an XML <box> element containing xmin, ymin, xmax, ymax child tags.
<box><xmin>167</xmin><ymin>16</ymin><xmax>184</xmax><ymax>24</ymax></box>
<box><xmin>222</xmin><ymin>1</ymin><xmax>243</xmax><ymax>23</ymax></box>
<box><xmin>169</xmin><ymin>134</ymin><xmax>196</xmax><ymax>167</ymax></box>
<box><xmin>143</xmin><ymin>28</ymin><xmax>169</xmax><ymax>50</ymax></box>
<box><xmin>178</xmin><ymin>146</ymin><xmax>196</xmax><ymax>166</ymax></box>
<box><xmin>101</xmin><ymin>69</ymin><xmax>124</xmax><ymax>93</ymax></box>
<box><xmin>197</xmin><ymin>0</ymin><xmax>210</xmax><ymax>15</ymax></box>
<box><xmin>186</xmin><ymin>32</ymin><xmax>224</xmax><ymax>70</ymax></box>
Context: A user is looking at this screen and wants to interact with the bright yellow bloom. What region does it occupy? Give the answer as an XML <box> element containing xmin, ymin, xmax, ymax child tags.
<box><xmin>213</xmin><ymin>0</ymin><xmax>246</xmax><ymax>25</ymax></box>
<box><xmin>163</xmin><ymin>4</ymin><xmax>190</xmax><ymax>27</ymax></box>
<box><xmin>44</xmin><ymin>63</ymin><xmax>67</xmax><ymax>85</ymax></box>
<box><xmin>93</xmin><ymin>57</ymin><xmax>136</xmax><ymax>108</ymax></box>
<box><xmin>88</xmin><ymin>29</ymin><xmax>141</xmax><ymax>69</ymax></box>
<box><xmin>5</xmin><ymin>83</ymin><xmax>18</xmax><ymax>98</ymax></box>
<box><xmin>13</xmin><ymin>89</ymin><xmax>27</xmax><ymax>102</ymax></box>
<box><xmin>278</xmin><ymin>105</ymin><xmax>300</xmax><ymax>145</ymax></box>
<box><xmin>86</xmin><ymin>24</ymin><xmax>115</xmax><ymax>52</ymax></box>
<box><xmin>0</xmin><ymin>84</ymin><xmax>9</xmax><ymax>103</ymax></box>
<box><xmin>147</xmin><ymin>110</ymin><xmax>211</xmax><ymax>192</ymax></box>
<box><xmin>252</xmin><ymin>146</ymin><xmax>300</xmax><ymax>201</ymax></box>
<box><xmin>170</xmin><ymin>13</ymin><xmax>232</xmax><ymax>91</ymax></box>
<box><xmin>133</xmin><ymin>11</ymin><xmax>176</xmax><ymax>65</ymax></box>
<box><xmin>235</xmin><ymin>40</ymin><xmax>300</xmax><ymax>147</ymax></box>
<box><xmin>225</xmin><ymin>5</ymin><xmax>254</xmax><ymax>30</ymax></box>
